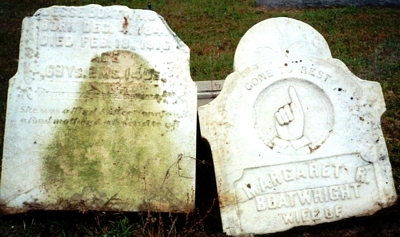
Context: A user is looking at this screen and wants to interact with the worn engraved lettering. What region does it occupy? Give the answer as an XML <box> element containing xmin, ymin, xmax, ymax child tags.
<box><xmin>309</xmin><ymin>163</ymin><xmax>319</xmax><ymax>178</ymax></box>
<box><xmin>245</xmin><ymin>163</ymin><xmax>346</xmax><ymax>197</ymax></box>
<box><xmin>253</xmin><ymin>183</ymin><xmax>361</xmax><ymax>211</ymax></box>
<box><xmin>312</xmin><ymin>188</ymin><xmax>324</xmax><ymax>203</ymax></box>
<box><xmin>81</xmin><ymin>36</ymin><xmax>110</xmax><ymax>48</ymax></box>
<box><xmin>297</xmin><ymin>189</ymin><xmax>312</xmax><ymax>205</ymax></box>
<box><xmin>259</xmin><ymin>177</ymin><xmax>273</xmax><ymax>192</ymax></box>
<box><xmin>82</xmin><ymin>21</ymin><xmax>112</xmax><ymax>34</ymax></box>
<box><xmin>281</xmin><ymin>205</ymin><xmax>343</xmax><ymax>224</ymax></box>
<box><xmin>40</xmin><ymin>34</ymin><xmax>74</xmax><ymax>47</ymax></box>
<box><xmin>88</xmin><ymin>8</ymin><xmax>114</xmax><ymax>19</ymax></box>
<box><xmin>300</xmin><ymin>66</ymin><xmax>332</xmax><ymax>81</ymax></box>
<box><xmin>41</xmin><ymin>8</ymin><xmax>80</xmax><ymax>18</ymax></box>
<box><xmin>20</xmin><ymin>116</ymin><xmax>53</xmax><ymax>124</ymax></box>
<box><xmin>245</xmin><ymin>71</ymin><xmax>273</xmax><ymax>90</ymax></box>
<box><xmin>45</xmin><ymin>65</ymin><xmax>83</xmax><ymax>78</ymax></box>
<box><xmin>20</xmin><ymin>116</ymin><xmax>175</xmax><ymax>128</ymax></box>
<box><xmin>245</xmin><ymin>65</ymin><xmax>333</xmax><ymax>90</ymax></box>
<box><xmin>40</xmin><ymin>20</ymin><xmax>76</xmax><ymax>32</ymax></box>
<box><xmin>256</xmin><ymin>196</ymin><xmax>267</xmax><ymax>211</ymax></box>
<box><xmin>18</xmin><ymin>105</ymin><xmax>187</xmax><ymax>129</ymax></box>
<box><xmin>329</xmin><ymin>186</ymin><xmax>339</xmax><ymax>200</ymax></box>
<box><xmin>140</xmin><ymin>38</ymin><xmax>171</xmax><ymax>51</ymax></box>
<box><xmin>243</xmin><ymin>184</ymin><xmax>260</xmax><ymax>199</ymax></box>
<box><xmin>279</xmin><ymin>65</ymin><xmax>293</xmax><ymax>74</ymax></box>
<box><xmin>269</xmin><ymin>170</ymin><xmax>283</xmax><ymax>186</ymax></box>
<box><xmin>282</xmin><ymin>168</ymin><xmax>295</xmax><ymax>181</ymax></box>
<box><xmin>355</xmin><ymin>166</ymin><xmax>368</xmax><ymax>183</ymax></box>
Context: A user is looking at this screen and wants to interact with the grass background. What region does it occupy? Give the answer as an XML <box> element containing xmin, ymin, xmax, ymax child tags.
<box><xmin>0</xmin><ymin>0</ymin><xmax>399</xmax><ymax>236</ymax></box>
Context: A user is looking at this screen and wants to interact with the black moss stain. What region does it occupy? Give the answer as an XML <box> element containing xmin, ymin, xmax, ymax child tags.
<box><xmin>42</xmin><ymin>50</ymin><xmax>187</xmax><ymax>211</ymax></box>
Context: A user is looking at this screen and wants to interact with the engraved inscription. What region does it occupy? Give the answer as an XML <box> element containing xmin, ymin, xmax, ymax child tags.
<box><xmin>45</xmin><ymin>65</ymin><xmax>83</xmax><ymax>78</ymax></box>
<box><xmin>1</xmin><ymin>5</ymin><xmax>197</xmax><ymax>215</ymax></box>
<box><xmin>40</xmin><ymin>7</ymin><xmax>116</xmax><ymax>19</ymax></box>
<box><xmin>40</xmin><ymin>19</ymin><xmax>76</xmax><ymax>32</ymax></box>
<box><xmin>40</xmin><ymin>34</ymin><xmax>75</xmax><ymax>47</ymax></box>
<box><xmin>245</xmin><ymin>70</ymin><xmax>274</xmax><ymax>90</ymax></box>
<box><xmin>300</xmin><ymin>66</ymin><xmax>332</xmax><ymax>81</ymax></box>
<box><xmin>82</xmin><ymin>21</ymin><xmax>113</xmax><ymax>34</ymax></box>
<box><xmin>19</xmin><ymin>51</ymin><xmax>187</xmax><ymax>130</ymax></box>
<box><xmin>89</xmin><ymin>52</ymin><xmax>161</xmax><ymax>82</ymax></box>
<box><xmin>197</xmin><ymin>16</ymin><xmax>397</xmax><ymax>235</ymax></box>
<box><xmin>234</xmin><ymin>154</ymin><xmax>378</xmax><ymax>227</ymax></box>
<box><xmin>242</xmin><ymin>162</ymin><xmax>345</xmax><ymax>197</ymax></box>
<box><xmin>81</xmin><ymin>35</ymin><xmax>111</xmax><ymax>48</ymax></box>
<box><xmin>280</xmin><ymin>204</ymin><xmax>343</xmax><ymax>224</ymax></box>
<box><xmin>39</xmin><ymin>47</ymin><xmax>194</xmax><ymax>202</ymax></box>
<box><xmin>19</xmin><ymin>105</ymin><xmax>184</xmax><ymax>131</ymax></box>
<box><xmin>254</xmin><ymin>183</ymin><xmax>360</xmax><ymax>211</ymax></box>
<box><xmin>245</xmin><ymin>65</ymin><xmax>332</xmax><ymax>91</ymax></box>
<box><xmin>38</xmin><ymin>7</ymin><xmax>173</xmax><ymax>51</ymax></box>
<box><xmin>43</xmin><ymin>51</ymin><xmax>166</xmax><ymax>83</ymax></box>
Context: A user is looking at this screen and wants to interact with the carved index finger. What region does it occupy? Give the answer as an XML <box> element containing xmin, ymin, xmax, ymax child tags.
<box><xmin>289</xmin><ymin>86</ymin><xmax>303</xmax><ymax>114</ymax></box>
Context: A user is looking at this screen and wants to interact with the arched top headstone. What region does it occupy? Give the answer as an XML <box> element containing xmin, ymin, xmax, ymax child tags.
<box><xmin>200</xmin><ymin>17</ymin><xmax>397</xmax><ymax>236</ymax></box>
<box><xmin>234</xmin><ymin>17</ymin><xmax>332</xmax><ymax>72</ymax></box>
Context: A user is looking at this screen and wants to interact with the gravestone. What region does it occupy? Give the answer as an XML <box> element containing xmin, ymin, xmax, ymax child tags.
<box><xmin>198</xmin><ymin>17</ymin><xmax>397</xmax><ymax>235</ymax></box>
<box><xmin>0</xmin><ymin>5</ymin><xmax>197</xmax><ymax>214</ymax></box>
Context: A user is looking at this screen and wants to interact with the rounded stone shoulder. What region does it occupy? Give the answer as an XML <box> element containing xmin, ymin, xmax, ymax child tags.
<box><xmin>234</xmin><ymin>17</ymin><xmax>332</xmax><ymax>72</ymax></box>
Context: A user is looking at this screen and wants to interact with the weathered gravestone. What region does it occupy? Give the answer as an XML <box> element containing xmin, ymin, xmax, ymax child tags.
<box><xmin>198</xmin><ymin>17</ymin><xmax>397</xmax><ymax>235</ymax></box>
<box><xmin>0</xmin><ymin>5</ymin><xmax>197</xmax><ymax>214</ymax></box>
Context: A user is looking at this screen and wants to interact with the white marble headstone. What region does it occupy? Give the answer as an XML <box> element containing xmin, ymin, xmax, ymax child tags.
<box><xmin>0</xmin><ymin>5</ymin><xmax>197</xmax><ymax>213</ymax></box>
<box><xmin>198</xmin><ymin>17</ymin><xmax>397</xmax><ymax>235</ymax></box>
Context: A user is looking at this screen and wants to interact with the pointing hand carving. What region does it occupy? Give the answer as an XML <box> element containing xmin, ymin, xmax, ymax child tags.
<box><xmin>272</xmin><ymin>86</ymin><xmax>310</xmax><ymax>155</ymax></box>
<box><xmin>275</xmin><ymin>86</ymin><xmax>304</xmax><ymax>141</ymax></box>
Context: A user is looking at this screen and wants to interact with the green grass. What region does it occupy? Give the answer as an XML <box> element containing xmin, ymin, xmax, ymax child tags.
<box><xmin>0</xmin><ymin>0</ymin><xmax>399</xmax><ymax>236</ymax></box>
